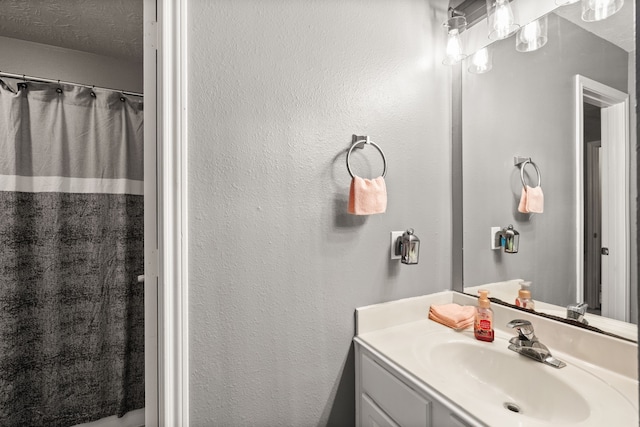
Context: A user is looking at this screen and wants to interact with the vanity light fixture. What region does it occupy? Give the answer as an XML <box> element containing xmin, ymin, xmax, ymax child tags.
<box><xmin>468</xmin><ymin>47</ymin><xmax>493</xmax><ymax>74</ymax></box>
<box><xmin>581</xmin><ymin>0</ymin><xmax>624</xmax><ymax>22</ymax></box>
<box><xmin>486</xmin><ymin>0</ymin><xmax>519</xmax><ymax>41</ymax></box>
<box><xmin>516</xmin><ymin>16</ymin><xmax>548</xmax><ymax>52</ymax></box>
<box><xmin>442</xmin><ymin>13</ymin><xmax>467</xmax><ymax>65</ymax></box>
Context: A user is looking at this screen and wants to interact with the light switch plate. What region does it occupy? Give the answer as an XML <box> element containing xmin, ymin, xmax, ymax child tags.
<box><xmin>391</xmin><ymin>231</ymin><xmax>403</xmax><ymax>259</ymax></box>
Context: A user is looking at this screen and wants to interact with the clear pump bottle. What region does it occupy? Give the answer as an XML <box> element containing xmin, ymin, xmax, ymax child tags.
<box><xmin>515</xmin><ymin>281</ymin><xmax>535</xmax><ymax>310</ymax></box>
<box><xmin>474</xmin><ymin>290</ymin><xmax>494</xmax><ymax>342</ymax></box>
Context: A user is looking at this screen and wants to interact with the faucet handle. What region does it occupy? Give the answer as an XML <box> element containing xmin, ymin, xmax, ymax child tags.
<box><xmin>567</xmin><ymin>302</ymin><xmax>589</xmax><ymax>325</ymax></box>
<box><xmin>567</xmin><ymin>302</ymin><xmax>588</xmax><ymax>315</ymax></box>
<box><xmin>507</xmin><ymin>319</ymin><xmax>535</xmax><ymax>341</ymax></box>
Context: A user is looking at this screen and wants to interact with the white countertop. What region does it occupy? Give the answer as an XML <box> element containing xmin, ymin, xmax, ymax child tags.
<box><xmin>355</xmin><ymin>291</ymin><xmax>638</xmax><ymax>426</ymax></box>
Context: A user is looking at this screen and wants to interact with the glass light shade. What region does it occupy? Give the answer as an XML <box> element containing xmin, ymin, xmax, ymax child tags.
<box><xmin>442</xmin><ymin>16</ymin><xmax>467</xmax><ymax>65</ymax></box>
<box><xmin>581</xmin><ymin>0</ymin><xmax>624</xmax><ymax>22</ymax></box>
<box><xmin>486</xmin><ymin>0</ymin><xmax>520</xmax><ymax>41</ymax></box>
<box><xmin>468</xmin><ymin>47</ymin><xmax>493</xmax><ymax>74</ymax></box>
<box><xmin>516</xmin><ymin>16</ymin><xmax>548</xmax><ymax>52</ymax></box>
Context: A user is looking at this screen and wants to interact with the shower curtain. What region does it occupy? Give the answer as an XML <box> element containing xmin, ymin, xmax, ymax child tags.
<box><xmin>0</xmin><ymin>79</ymin><xmax>144</xmax><ymax>426</ymax></box>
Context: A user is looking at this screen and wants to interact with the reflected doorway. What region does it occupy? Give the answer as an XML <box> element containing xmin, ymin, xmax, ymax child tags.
<box><xmin>576</xmin><ymin>75</ymin><xmax>630</xmax><ymax>322</ymax></box>
<box><xmin>584</xmin><ymin>102</ymin><xmax>602</xmax><ymax>315</ymax></box>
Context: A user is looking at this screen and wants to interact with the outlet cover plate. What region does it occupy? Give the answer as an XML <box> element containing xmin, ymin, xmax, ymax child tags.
<box><xmin>491</xmin><ymin>226</ymin><xmax>501</xmax><ymax>250</ymax></box>
<box><xmin>391</xmin><ymin>231</ymin><xmax>403</xmax><ymax>259</ymax></box>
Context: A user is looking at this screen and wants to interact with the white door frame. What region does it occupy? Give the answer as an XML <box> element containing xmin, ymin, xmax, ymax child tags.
<box><xmin>144</xmin><ymin>0</ymin><xmax>189</xmax><ymax>425</ymax></box>
<box><xmin>575</xmin><ymin>75</ymin><xmax>630</xmax><ymax>321</ymax></box>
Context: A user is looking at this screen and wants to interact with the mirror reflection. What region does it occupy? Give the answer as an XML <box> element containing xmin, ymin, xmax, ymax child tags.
<box><xmin>457</xmin><ymin>0</ymin><xmax>637</xmax><ymax>341</ymax></box>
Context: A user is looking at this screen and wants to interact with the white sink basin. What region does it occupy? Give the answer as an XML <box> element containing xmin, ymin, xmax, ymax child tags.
<box><xmin>412</xmin><ymin>332</ymin><xmax>637</xmax><ymax>426</ymax></box>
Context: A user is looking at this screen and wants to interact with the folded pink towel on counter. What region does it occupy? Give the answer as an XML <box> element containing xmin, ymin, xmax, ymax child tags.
<box><xmin>348</xmin><ymin>176</ymin><xmax>387</xmax><ymax>215</ymax></box>
<box><xmin>428</xmin><ymin>303</ymin><xmax>475</xmax><ymax>330</ymax></box>
<box><xmin>429</xmin><ymin>311</ymin><xmax>474</xmax><ymax>330</ymax></box>
<box><xmin>518</xmin><ymin>185</ymin><xmax>544</xmax><ymax>214</ymax></box>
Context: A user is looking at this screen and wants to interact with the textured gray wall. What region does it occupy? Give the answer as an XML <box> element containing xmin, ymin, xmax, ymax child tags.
<box><xmin>187</xmin><ymin>0</ymin><xmax>451</xmax><ymax>425</ymax></box>
<box><xmin>462</xmin><ymin>14</ymin><xmax>629</xmax><ymax>308</ymax></box>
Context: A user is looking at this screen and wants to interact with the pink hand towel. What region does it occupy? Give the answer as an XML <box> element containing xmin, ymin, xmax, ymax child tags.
<box><xmin>348</xmin><ymin>176</ymin><xmax>387</xmax><ymax>215</ymax></box>
<box><xmin>517</xmin><ymin>187</ymin><xmax>528</xmax><ymax>213</ymax></box>
<box><xmin>526</xmin><ymin>185</ymin><xmax>544</xmax><ymax>213</ymax></box>
<box><xmin>518</xmin><ymin>185</ymin><xmax>544</xmax><ymax>214</ymax></box>
<box><xmin>429</xmin><ymin>311</ymin><xmax>474</xmax><ymax>330</ymax></box>
<box><xmin>428</xmin><ymin>303</ymin><xmax>476</xmax><ymax>330</ymax></box>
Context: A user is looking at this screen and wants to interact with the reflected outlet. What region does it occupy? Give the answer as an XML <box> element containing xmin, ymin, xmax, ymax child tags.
<box><xmin>391</xmin><ymin>231</ymin><xmax>403</xmax><ymax>259</ymax></box>
<box><xmin>491</xmin><ymin>226</ymin><xmax>501</xmax><ymax>250</ymax></box>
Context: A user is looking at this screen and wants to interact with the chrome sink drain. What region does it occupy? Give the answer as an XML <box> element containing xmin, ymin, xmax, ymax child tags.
<box><xmin>503</xmin><ymin>402</ymin><xmax>522</xmax><ymax>414</ymax></box>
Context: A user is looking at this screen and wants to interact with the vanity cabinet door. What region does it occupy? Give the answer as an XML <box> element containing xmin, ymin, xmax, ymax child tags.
<box><xmin>356</xmin><ymin>343</ymin><xmax>481</xmax><ymax>427</ymax></box>
<box><xmin>360</xmin><ymin>353</ymin><xmax>430</xmax><ymax>426</ymax></box>
<box><xmin>432</xmin><ymin>406</ymin><xmax>474</xmax><ymax>427</ymax></box>
<box><xmin>360</xmin><ymin>393</ymin><xmax>400</xmax><ymax>427</ymax></box>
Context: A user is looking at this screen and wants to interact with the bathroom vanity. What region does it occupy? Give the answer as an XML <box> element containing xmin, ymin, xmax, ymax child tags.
<box><xmin>354</xmin><ymin>291</ymin><xmax>638</xmax><ymax>426</ymax></box>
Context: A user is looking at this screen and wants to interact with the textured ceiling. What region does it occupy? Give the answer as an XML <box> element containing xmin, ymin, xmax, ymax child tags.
<box><xmin>0</xmin><ymin>0</ymin><xmax>143</xmax><ymax>62</ymax></box>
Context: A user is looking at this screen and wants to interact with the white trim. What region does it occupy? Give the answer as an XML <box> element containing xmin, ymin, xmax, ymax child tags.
<box><xmin>574</xmin><ymin>75</ymin><xmax>629</xmax><ymax>321</ymax></box>
<box><xmin>575</xmin><ymin>77</ymin><xmax>584</xmax><ymax>304</ymax></box>
<box><xmin>143</xmin><ymin>0</ymin><xmax>159</xmax><ymax>425</ymax></box>
<box><xmin>0</xmin><ymin>175</ymin><xmax>143</xmax><ymax>195</ymax></box>
<box><xmin>157</xmin><ymin>0</ymin><xmax>189</xmax><ymax>425</ymax></box>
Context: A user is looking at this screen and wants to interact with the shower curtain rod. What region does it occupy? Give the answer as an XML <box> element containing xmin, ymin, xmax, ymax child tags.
<box><xmin>0</xmin><ymin>71</ymin><xmax>143</xmax><ymax>97</ymax></box>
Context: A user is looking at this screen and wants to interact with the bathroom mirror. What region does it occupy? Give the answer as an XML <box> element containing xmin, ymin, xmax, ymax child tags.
<box><xmin>453</xmin><ymin>0</ymin><xmax>638</xmax><ymax>341</ymax></box>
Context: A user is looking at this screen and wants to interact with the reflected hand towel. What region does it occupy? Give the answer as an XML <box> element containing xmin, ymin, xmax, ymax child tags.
<box><xmin>526</xmin><ymin>185</ymin><xmax>544</xmax><ymax>213</ymax></box>
<box><xmin>348</xmin><ymin>176</ymin><xmax>387</xmax><ymax>215</ymax></box>
<box><xmin>518</xmin><ymin>185</ymin><xmax>544</xmax><ymax>214</ymax></box>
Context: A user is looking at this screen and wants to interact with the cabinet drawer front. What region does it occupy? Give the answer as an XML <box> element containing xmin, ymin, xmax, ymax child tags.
<box><xmin>361</xmin><ymin>353</ymin><xmax>430</xmax><ymax>426</ymax></box>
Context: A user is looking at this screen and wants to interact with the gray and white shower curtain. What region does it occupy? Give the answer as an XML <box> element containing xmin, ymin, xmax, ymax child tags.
<box><xmin>0</xmin><ymin>79</ymin><xmax>144</xmax><ymax>426</ymax></box>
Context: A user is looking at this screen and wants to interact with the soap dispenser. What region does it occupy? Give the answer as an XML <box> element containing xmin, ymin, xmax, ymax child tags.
<box><xmin>515</xmin><ymin>281</ymin><xmax>535</xmax><ymax>310</ymax></box>
<box><xmin>397</xmin><ymin>229</ymin><xmax>420</xmax><ymax>265</ymax></box>
<box><xmin>494</xmin><ymin>224</ymin><xmax>519</xmax><ymax>253</ymax></box>
<box><xmin>474</xmin><ymin>290</ymin><xmax>494</xmax><ymax>342</ymax></box>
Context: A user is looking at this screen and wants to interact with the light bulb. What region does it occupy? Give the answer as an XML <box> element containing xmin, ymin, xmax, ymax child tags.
<box><xmin>593</xmin><ymin>0</ymin><xmax>610</xmax><ymax>20</ymax></box>
<box><xmin>516</xmin><ymin>16</ymin><xmax>548</xmax><ymax>52</ymax></box>
<box><xmin>521</xmin><ymin>21</ymin><xmax>540</xmax><ymax>42</ymax></box>
<box><xmin>444</xmin><ymin>29</ymin><xmax>465</xmax><ymax>65</ymax></box>
<box><xmin>494</xmin><ymin>1</ymin><xmax>514</xmax><ymax>38</ymax></box>
<box><xmin>487</xmin><ymin>0</ymin><xmax>519</xmax><ymax>41</ymax></box>
<box><xmin>582</xmin><ymin>0</ymin><xmax>624</xmax><ymax>22</ymax></box>
<box><xmin>442</xmin><ymin>16</ymin><xmax>467</xmax><ymax>65</ymax></box>
<box><xmin>469</xmin><ymin>48</ymin><xmax>493</xmax><ymax>74</ymax></box>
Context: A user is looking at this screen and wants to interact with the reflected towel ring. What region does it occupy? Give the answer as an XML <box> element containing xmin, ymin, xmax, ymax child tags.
<box><xmin>520</xmin><ymin>159</ymin><xmax>541</xmax><ymax>188</ymax></box>
<box><xmin>346</xmin><ymin>137</ymin><xmax>387</xmax><ymax>179</ymax></box>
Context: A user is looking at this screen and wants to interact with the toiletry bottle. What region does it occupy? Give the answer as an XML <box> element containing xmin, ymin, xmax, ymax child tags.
<box><xmin>515</xmin><ymin>281</ymin><xmax>535</xmax><ymax>310</ymax></box>
<box><xmin>474</xmin><ymin>290</ymin><xmax>494</xmax><ymax>342</ymax></box>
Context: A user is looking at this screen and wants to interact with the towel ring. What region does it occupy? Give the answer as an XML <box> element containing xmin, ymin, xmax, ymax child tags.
<box><xmin>346</xmin><ymin>137</ymin><xmax>387</xmax><ymax>179</ymax></box>
<box><xmin>520</xmin><ymin>159</ymin><xmax>541</xmax><ymax>188</ymax></box>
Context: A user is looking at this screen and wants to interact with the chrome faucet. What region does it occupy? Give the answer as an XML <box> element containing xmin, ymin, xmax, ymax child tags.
<box><xmin>567</xmin><ymin>302</ymin><xmax>589</xmax><ymax>325</ymax></box>
<box><xmin>506</xmin><ymin>319</ymin><xmax>566</xmax><ymax>369</ymax></box>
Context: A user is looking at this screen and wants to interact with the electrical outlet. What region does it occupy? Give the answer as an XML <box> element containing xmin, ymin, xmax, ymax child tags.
<box><xmin>390</xmin><ymin>231</ymin><xmax>403</xmax><ymax>259</ymax></box>
<box><xmin>490</xmin><ymin>227</ymin><xmax>501</xmax><ymax>250</ymax></box>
